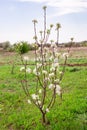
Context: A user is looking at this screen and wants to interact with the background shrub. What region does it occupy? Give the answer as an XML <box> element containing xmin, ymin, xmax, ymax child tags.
<box><xmin>14</xmin><ymin>41</ymin><xmax>29</xmax><ymax>54</ymax></box>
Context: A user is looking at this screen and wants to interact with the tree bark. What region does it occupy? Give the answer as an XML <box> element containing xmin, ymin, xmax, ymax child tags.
<box><xmin>42</xmin><ymin>112</ymin><xmax>50</xmax><ymax>125</ymax></box>
<box><xmin>42</xmin><ymin>113</ymin><xmax>46</xmax><ymax>123</ymax></box>
<box><xmin>11</xmin><ymin>64</ymin><xmax>15</xmax><ymax>74</ymax></box>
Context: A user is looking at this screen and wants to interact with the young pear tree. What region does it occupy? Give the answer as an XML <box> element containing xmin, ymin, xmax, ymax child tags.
<box><xmin>20</xmin><ymin>6</ymin><xmax>69</xmax><ymax>125</ymax></box>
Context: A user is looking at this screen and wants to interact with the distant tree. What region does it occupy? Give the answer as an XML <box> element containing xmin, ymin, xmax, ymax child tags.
<box><xmin>2</xmin><ymin>41</ymin><xmax>11</xmax><ymax>50</ymax></box>
<box><xmin>11</xmin><ymin>41</ymin><xmax>29</xmax><ymax>74</ymax></box>
<box><xmin>0</xmin><ymin>43</ymin><xmax>3</xmax><ymax>48</ymax></box>
<box><xmin>14</xmin><ymin>41</ymin><xmax>29</xmax><ymax>54</ymax></box>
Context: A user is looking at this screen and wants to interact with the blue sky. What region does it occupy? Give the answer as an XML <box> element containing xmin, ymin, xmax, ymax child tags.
<box><xmin>0</xmin><ymin>0</ymin><xmax>87</xmax><ymax>44</ymax></box>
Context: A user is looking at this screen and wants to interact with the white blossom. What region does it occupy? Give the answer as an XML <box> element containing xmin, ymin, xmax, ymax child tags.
<box><xmin>55</xmin><ymin>85</ymin><xmax>62</xmax><ymax>95</ymax></box>
<box><xmin>50</xmin><ymin>66</ymin><xmax>55</xmax><ymax>72</ymax></box>
<box><xmin>33</xmin><ymin>68</ymin><xmax>40</xmax><ymax>76</ymax></box>
<box><xmin>37</xmin><ymin>63</ymin><xmax>42</xmax><ymax>69</ymax></box>
<box><xmin>42</xmin><ymin>53</ymin><xmax>46</xmax><ymax>57</ymax></box>
<box><xmin>52</xmin><ymin>62</ymin><xmax>59</xmax><ymax>68</ymax></box>
<box><xmin>56</xmin><ymin>91</ymin><xmax>61</xmax><ymax>96</ymax></box>
<box><xmin>49</xmin><ymin>73</ymin><xmax>54</xmax><ymax>78</ymax></box>
<box><xmin>55</xmin><ymin>52</ymin><xmax>61</xmax><ymax>57</ymax></box>
<box><xmin>54</xmin><ymin>58</ymin><xmax>58</xmax><ymax>63</ymax></box>
<box><xmin>56</xmin><ymin>85</ymin><xmax>61</xmax><ymax>91</ymax></box>
<box><xmin>38</xmin><ymin>100</ymin><xmax>41</xmax><ymax>105</ymax></box>
<box><xmin>36</xmin><ymin>47</ymin><xmax>41</xmax><ymax>54</ymax></box>
<box><xmin>26</xmin><ymin>68</ymin><xmax>31</xmax><ymax>73</ymax></box>
<box><xmin>42</xmin><ymin>70</ymin><xmax>48</xmax><ymax>75</ymax></box>
<box><xmin>32</xmin><ymin>94</ymin><xmax>39</xmax><ymax>100</ymax></box>
<box><xmin>51</xmin><ymin>44</ymin><xmax>56</xmax><ymax>48</ymax></box>
<box><xmin>20</xmin><ymin>66</ymin><xmax>25</xmax><ymax>71</ymax></box>
<box><xmin>48</xmin><ymin>84</ymin><xmax>55</xmax><ymax>89</ymax></box>
<box><xmin>36</xmin><ymin>57</ymin><xmax>42</xmax><ymax>62</ymax></box>
<box><xmin>49</xmin><ymin>56</ymin><xmax>53</xmax><ymax>61</ymax></box>
<box><xmin>54</xmin><ymin>48</ymin><xmax>57</xmax><ymax>53</ymax></box>
<box><xmin>35</xmin><ymin>101</ymin><xmax>38</xmax><ymax>105</ymax></box>
<box><xmin>23</xmin><ymin>56</ymin><xmax>29</xmax><ymax>61</ymax></box>
<box><xmin>59</xmin><ymin>71</ymin><xmax>63</xmax><ymax>74</ymax></box>
<box><xmin>62</xmin><ymin>53</ymin><xmax>69</xmax><ymax>58</ymax></box>
<box><xmin>38</xmin><ymin>47</ymin><xmax>41</xmax><ymax>51</ymax></box>
<box><xmin>54</xmin><ymin>79</ymin><xmax>59</xmax><ymax>84</ymax></box>
<box><xmin>27</xmin><ymin>99</ymin><xmax>31</xmax><ymax>104</ymax></box>
<box><xmin>39</xmin><ymin>89</ymin><xmax>42</xmax><ymax>93</ymax></box>
<box><xmin>44</xmin><ymin>47</ymin><xmax>48</xmax><ymax>52</ymax></box>
<box><xmin>33</xmin><ymin>68</ymin><xmax>36</xmax><ymax>74</ymax></box>
<box><xmin>36</xmin><ymin>100</ymin><xmax>41</xmax><ymax>105</ymax></box>
<box><xmin>46</xmin><ymin>108</ymin><xmax>50</xmax><ymax>112</ymax></box>
<box><xmin>44</xmin><ymin>77</ymin><xmax>50</xmax><ymax>82</ymax></box>
<box><xmin>32</xmin><ymin>43</ymin><xmax>38</xmax><ymax>48</ymax></box>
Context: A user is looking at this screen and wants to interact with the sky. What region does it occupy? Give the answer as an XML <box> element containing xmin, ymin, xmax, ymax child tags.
<box><xmin>0</xmin><ymin>0</ymin><xmax>87</xmax><ymax>44</ymax></box>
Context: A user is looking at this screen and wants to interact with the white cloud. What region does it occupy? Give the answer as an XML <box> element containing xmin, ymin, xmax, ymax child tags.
<box><xmin>18</xmin><ymin>0</ymin><xmax>47</xmax><ymax>2</ymax></box>
<box><xmin>18</xmin><ymin>0</ymin><xmax>87</xmax><ymax>16</ymax></box>
<box><xmin>46</xmin><ymin>0</ymin><xmax>87</xmax><ymax>8</ymax></box>
<box><xmin>46</xmin><ymin>0</ymin><xmax>87</xmax><ymax>16</ymax></box>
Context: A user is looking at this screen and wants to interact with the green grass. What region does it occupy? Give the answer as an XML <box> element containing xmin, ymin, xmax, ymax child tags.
<box><xmin>67</xmin><ymin>58</ymin><xmax>87</xmax><ymax>64</ymax></box>
<box><xmin>0</xmin><ymin>52</ymin><xmax>87</xmax><ymax>130</ymax></box>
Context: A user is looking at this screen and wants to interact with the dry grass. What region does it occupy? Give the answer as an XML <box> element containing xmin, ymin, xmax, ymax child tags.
<box><xmin>0</xmin><ymin>47</ymin><xmax>87</xmax><ymax>65</ymax></box>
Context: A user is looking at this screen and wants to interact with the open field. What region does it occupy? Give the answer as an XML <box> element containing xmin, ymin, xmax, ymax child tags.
<box><xmin>0</xmin><ymin>47</ymin><xmax>87</xmax><ymax>130</ymax></box>
<box><xmin>0</xmin><ymin>47</ymin><xmax>87</xmax><ymax>64</ymax></box>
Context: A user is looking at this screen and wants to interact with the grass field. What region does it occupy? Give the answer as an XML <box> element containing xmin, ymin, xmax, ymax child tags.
<box><xmin>0</xmin><ymin>47</ymin><xmax>87</xmax><ymax>130</ymax></box>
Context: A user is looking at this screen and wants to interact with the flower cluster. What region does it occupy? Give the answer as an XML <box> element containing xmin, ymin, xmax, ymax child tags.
<box><xmin>20</xmin><ymin>66</ymin><xmax>31</xmax><ymax>73</ymax></box>
<box><xmin>20</xmin><ymin>45</ymin><xmax>66</xmax><ymax>107</ymax></box>
<box><xmin>23</xmin><ymin>56</ymin><xmax>29</xmax><ymax>61</ymax></box>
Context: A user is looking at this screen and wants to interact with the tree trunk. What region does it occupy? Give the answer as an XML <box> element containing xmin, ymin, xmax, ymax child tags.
<box><xmin>11</xmin><ymin>64</ymin><xmax>15</xmax><ymax>74</ymax></box>
<box><xmin>42</xmin><ymin>113</ymin><xmax>46</xmax><ymax>124</ymax></box>
<box><xmin>42</xmin><ymin>113</ymin><xmax>50</xmax><ymax>125</ymax></box>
